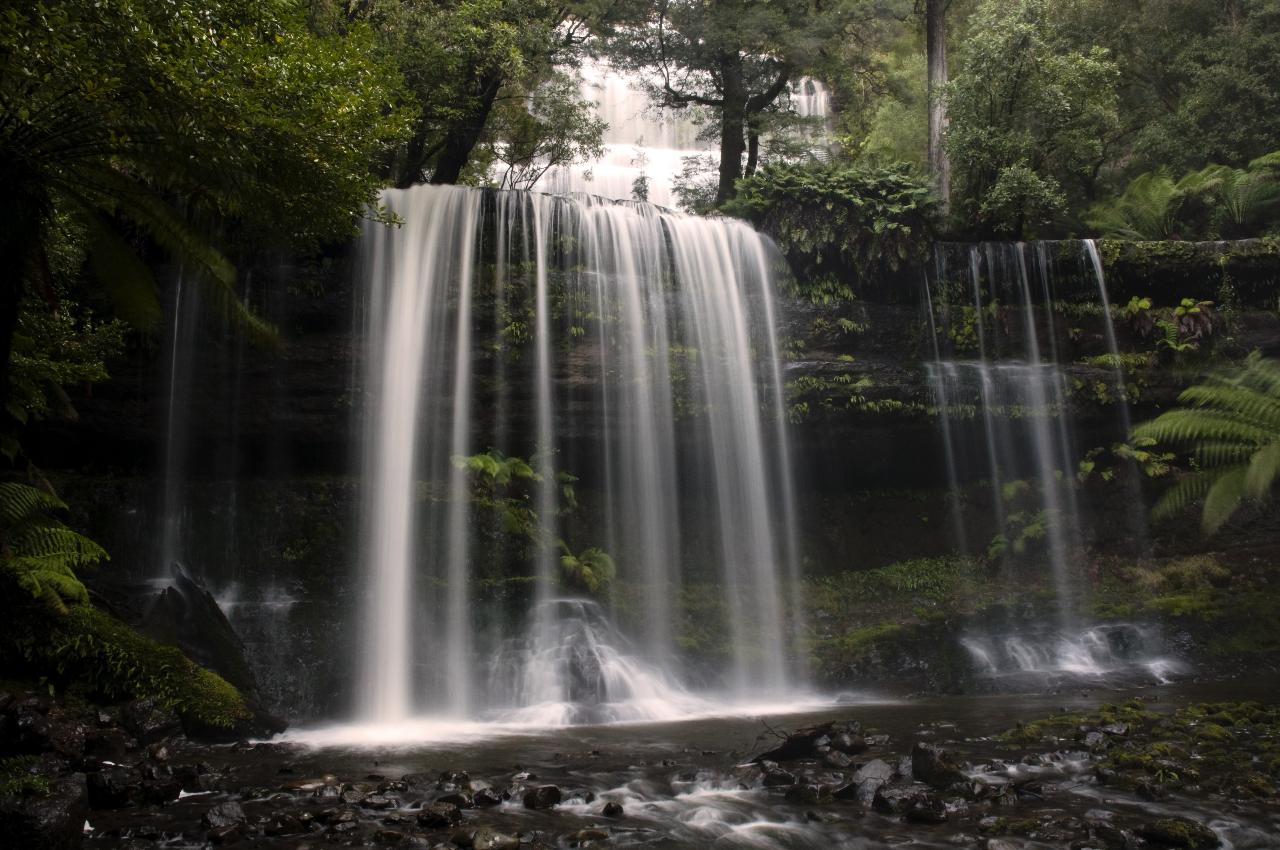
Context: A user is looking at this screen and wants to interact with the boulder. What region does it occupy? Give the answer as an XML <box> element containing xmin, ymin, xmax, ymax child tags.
<box><xmin>760</xmin><ymin>762</ymin><xmax>797</xmax><ymax>787</ymax></box>
<box><xmin>0</xmin><ymin>773</ymin><xmax>89</xmax><ymax>850</ymax></box>
<box><xmin>872</xmin><ymin>783</ymin><xmax>930</xmax><ymax>816</ymax></box>
<box><xmin>1137</xmin><ymin>817</ymin><xmax>1220</xmax><ymax>849</ymax></box>
<box><xmin>202</xmin><ymin>801</ymin><xmax>247</xmax><ymax>830</ymax></box>
<box><xmin>904</xmin><ymin>793</ymin><xmax>947</xmax><ymax>824</ymax></box>
<box><xmin>472</xmin><ymin>787</ymin><xmax>502</xmax><ymax>807</ymax></box>
<box><xmin>417</xmin><ymin>801</ymin><xmax>463</xmax><ymax>828</ymax></box>
<box><xmin>121</xmin><ymin>699</ymin><xmax>181</xmax><ymax>745</ymax></box>
<box><xmin>452</xmin><ymin>827</ymin><xmax>521</xmax><ymax>850</ymax></box>
<box><xmin>522</xmin><ymin>784</ymin><xmax>562</xmax><ymax>809</ymax></box>
<box><xmin>602</xmin><ymin>801</ymin><xmax>624</xmax><ymax>817</ymax></box>
<box><xmin>911</xmin><ymin>742</ymin><xmax>968</xmax><ymax>789</ymax></box>
<box><xmin>86</xmin><ymin>766</ymin><xmax>142</xmax><ymax>809</ymax></box>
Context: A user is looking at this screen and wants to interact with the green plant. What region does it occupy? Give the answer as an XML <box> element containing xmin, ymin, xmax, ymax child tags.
<box><xmin>0</xmin><ymin>756</ymin><xmax>50</xmax><ymax>796</ymax></box>
<box><xmin>723</xmin><ymin>162</ymin><xmax>938</xmax><ymax>303</ymax></box>
<box><xmin>0</xmin><ymin>481</ymin><xmax>106</xmax><ymax>614</ymax></box>
<box><xmin>558</xmin><ymin>543</ymin><xmax>616</xmax><ymax>595</ymax></box>
<box><xmin>1132</xmin><ymin>352</ymin><xmax>1280</xmax><ymax>534</ymax></box>
<box><xmin>10</xmin><ymin>604</ymin><xmax>250</xmax><ymax>730</ymax></box>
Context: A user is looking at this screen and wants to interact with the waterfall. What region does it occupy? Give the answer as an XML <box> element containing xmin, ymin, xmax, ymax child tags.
<box><xmin>926</xmin><ymin>243</ymin><xmax>1084</xmax><ymax>624</ymax></box>
<box><xmin>357</xmin><ymin>185</ymin><xmax>801</xmax><ymax>725</ymax></box>
<box><xmin>539</xmin><ymin>61</ymin><xmax>830</xmax><ymax>207</ymax></box>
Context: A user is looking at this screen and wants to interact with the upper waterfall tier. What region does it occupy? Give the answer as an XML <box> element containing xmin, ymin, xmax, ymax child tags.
<box><xmin>536</xmin><ymin>61</ymin><xmax>830</xmax><ymax>207</ymax></box>
<box><xmin>357</xmin><ymin>184</ymin><xmax>803</xmax><ymax>724</ymax></box>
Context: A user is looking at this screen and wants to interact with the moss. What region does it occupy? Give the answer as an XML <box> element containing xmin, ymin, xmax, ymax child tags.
<box><xmin>9</xmin><ymin>603</ymin><xmax>250</xmax><ymax>731</ymax></box>
<box><xmin>0</xmin><ymin>756</ymin><xmax>50</xmax><ymax>797</ymax></box>
<box><xmin>1147</xmin><ymin>592</ymin><xmax>1221</xmax><ymax>619</ymax></box>
<box><xmin>1193</xmin><ymin>722</ymin><xmax>1232</xmax><ymax>742</ymax></box>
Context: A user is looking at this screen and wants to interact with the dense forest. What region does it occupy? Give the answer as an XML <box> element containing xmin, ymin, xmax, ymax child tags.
<box><xmin>2</xmin><ymin>1</ymin><xmax>1280</xmax><ymax>849</ymax></box>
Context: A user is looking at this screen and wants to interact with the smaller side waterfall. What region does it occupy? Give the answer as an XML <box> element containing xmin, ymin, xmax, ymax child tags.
<box><xmin>926</xmin><ymin>243</ymin><xmax>1084</xmax><ymax>625</ymax></box>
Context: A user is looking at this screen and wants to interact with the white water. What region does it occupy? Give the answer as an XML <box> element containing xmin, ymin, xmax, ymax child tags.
<box><xmin>961</xmin><ymin>623</ymin><xmax>1184</xmax><ymax>685</ymax></box>
<box><xmin>927</xmin><ymin>243</ymin><xmax>1083</xmax><ymax>624</ymax></box>
<box><xmin>356</xmin><ymin>186</ymin><xmax>803</xmax><ymax>731</ymax></box>
<box><xmin>540</xmin><ymin>61</ymin><xmax>829</xmax><ymax>207</ymax></box>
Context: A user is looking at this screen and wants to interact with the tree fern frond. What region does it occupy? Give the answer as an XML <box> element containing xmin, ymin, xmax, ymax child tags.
<box><xmin>1132</xmin><ymin>409</ymin><xmax>1275</xmax><ymax>447</ymax></box>
<box><xmin>1151</xmin><ymin>471</ymin><xmax>1218</xmax><ymax>522</ymax></box>
<box><xmin>1193</xmin><ymin>441</ymin><xmax>1257</xmax><ymax>468</ymax></box>
<box><xmin>84</xmin><ymin>213</ymin><xmax>164</xmax><ymax>331</ymax></box>
<box><xmin>1201</xmin><ymin>467</ymin><xmax>1250</xmax><ymax>536</ymax></box>
<box><xmin>0</xmin><ymin>482</ymin><xmax>66</xmax><ymax>526</ymax></box>
<box><xmin>1177</xmin><ymin>383</ymin><xmax>1280</xmax><ymax>431</ymax></box>
<box><xmin>1243</xmin><ymin>442</ymin><xmax>1280</xmax><ymax>501</ymax></box>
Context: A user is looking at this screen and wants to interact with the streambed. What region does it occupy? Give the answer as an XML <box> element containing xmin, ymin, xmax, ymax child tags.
<box><xmin>85</xmin><ymin>679</ymin><xmax>1280</xmax><ymax>849</ymax></box>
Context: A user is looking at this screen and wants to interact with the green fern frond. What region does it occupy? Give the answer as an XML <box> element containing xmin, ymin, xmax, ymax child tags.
<box><xmin>0</xmin><ymin>482</ymin><xmax>66</xmax><ymax>526</ymax></box>
<box><xmin>84</xmin><ymin>214</ymin><xmax>164</xmax><ymax>331</ymax></box>
<box><xmin>1151</xmin><ymin>471</ymin><xmax>1217</xmax><ymax>522</ymax></box>
<box><xmin>1244</xmin><ymin>442</ymin><xmax>1280</xmax><ymax>501</ymax></box>
<box><xmin>1133</xmin><ymin>409</ymin><xmax>1275</xmax><ymax>448</ymax></box>
<box><xmin>1201</xmin><ymin>467</ymin><xmax>1250</xmax><ymax>536</ymax></box>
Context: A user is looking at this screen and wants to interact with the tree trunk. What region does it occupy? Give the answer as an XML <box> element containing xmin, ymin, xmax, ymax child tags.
<box><xmin>744</xmin><ymin>119</ymin><xmax>761</xmax><ymax>178</ymax></box>
<box><xmin>430</xmin><ymin>71</ymin><xmax>504</xmax><ymax>186</ymax></box>
<box><xmin>715</xmin><ymin>55</ymin><xmax>748</xmax><ymax>206</ymax></box>
<box><xmin>926</xmin><ymin>0</ymin><xmax>952</xmax><ymax>215</ymax></box>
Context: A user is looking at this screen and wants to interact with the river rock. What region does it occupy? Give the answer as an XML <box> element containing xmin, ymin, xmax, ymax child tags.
<box><xmin>263</xmin><ymin>812</ymin><xmax>306</xmax><ymax>836</ymax></box>
<box><xmin>911</xmin><ymin>742</ymin><xmax>968</xmax><ymax>789</ymax></box>
<box><xmin>566</xmin><ymin>828</ymin><xmax>609</xmax><ymax>845</ymax></box>
<box><xmin>602</xmin><ymin>801</ymin><xmax>624</xmax><ymax>817</ymax></box>
<box><xmin>417</xmin><ymin>801</ymin><xmax>463</xmax><ymax>827</ymax></box>
<box><xmin>202</xmin><ymin>801</ymin><xmax>247</xmax><ymax>830</ymax></box>
<box><xmin>1136</xmin><ymin>817</ymin><xmax>1220</xmax><ymax>849</ymax></box>
<box><xmin>872</xmin><ymin>783</ymin><xmax>931</xmax><ymax>815</ymax></box>
<box><xmin>834</xmin><ymin>758</ymin><xmax>894</xmax><ymax>804</ymax></box>
<box><xmin>472</xmin><ymin>787</ymin><xmax>502</xmax><ymax>807</ymax></box>
<box><xmin>785</xmin><ymin>783</ymin><xmax>833</xmax><ymax>804</ymax></box>
<box><xmin>823</xmin><ymin>749</ymin><xmax>853</xmax><ymax>769</ymax></box>
<box><xmin>0</xmin><ymin>773</ymin><xmax>88</xmax><ymax>850</ymax></box>
<box><xmin>207</xmin><ymin>823</ymin><xmax>242</xmax><ymax>845</ymax></box>
<box><xmin>452</xmin><ymin>827</ymin><xmax>521</xmax><ymax>850</ymax></box>
<box><xmin>522</xmin><ymin>784</ymin><xmax>562</xmax><ymax>809</ymax></box>
<box><xmin>760</xmin><ymin>762</ymin><xmax>797</xmax><ymax>787</ymax></box>
<box><xmin>904</xmin><ymin>792</ymin><xmax>947</xmax><ymax>824</ymax></box>
<box><xmin>87</xmin><ymin>766</ymin><xmax>141</xmax><ymax>809</ymax></box>
<box><xmin>121</xmin><ymin>699</ymin><xmax>181</xmax><ymax>745</ymax></box>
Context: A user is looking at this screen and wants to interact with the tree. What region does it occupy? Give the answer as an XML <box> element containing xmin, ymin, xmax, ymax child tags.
<box><xmin>337</xmin><ymin>0</ymin><xmax>610</xmax><ymax>188</ymax></box>
<box><xmin>604</xmin><ymin>0</ymin><xmax>871</xmax><ymax>205</ymax></box>
<box><xmin>922</xmin><ymin>0</ymin><xmax>952</xmax><ymax>213</ymax></box>
<box><xmin>0</xmin><ymin>0</ymin><xmax>410</xmax><ymax>405</ymax></box>
<box><xmin>1133</xmin><ymin>353</ymin><xmax>1280</xmax><ymax>536</ymax></box>
<box><xmin>944</xmin><ymin>0</ymin><xmax>1118</xmax><ymax>236</ymax></box>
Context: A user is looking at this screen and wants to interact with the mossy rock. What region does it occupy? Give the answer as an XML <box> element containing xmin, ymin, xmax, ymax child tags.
<box><xmin>1137</xmin><ymin>817</ymin><xmax>1220</xmax><ymax>849</ymax></box>
<box><xmin>4</xmin><ymin>601</ymin><xmax>251</xmax><ymax>736</ymax></box>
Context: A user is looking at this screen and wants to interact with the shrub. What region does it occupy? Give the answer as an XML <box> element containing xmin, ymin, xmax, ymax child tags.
<box><xmin>723</xmin><ymin>162</ymin><xmax>938</xmax><ymax>303</ymax></box>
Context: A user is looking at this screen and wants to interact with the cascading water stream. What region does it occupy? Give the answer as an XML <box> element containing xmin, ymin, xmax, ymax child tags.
<box><xmin>356</xmin><ymin>185</ymin><xmax>803</xmax><ymax>729</ymax></box>
<box><xmin>540</xmin><ymin>61</ymin><xmax>829</xmax><ymax>206</ymax></box>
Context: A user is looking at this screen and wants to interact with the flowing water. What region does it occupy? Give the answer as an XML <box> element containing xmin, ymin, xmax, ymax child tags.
<box><xmin>540</xmin><ymin>61</ymin><xmax>829</xmax><ymax>207</ymax></box>
<box><xmin>356</xmin><ymin>185</ymin><xmax>803</xmax><ymax>731</ymax></box>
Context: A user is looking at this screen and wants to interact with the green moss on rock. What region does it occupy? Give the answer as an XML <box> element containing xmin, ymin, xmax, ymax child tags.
<box><xmin>9</xmin><ymin>603</ymin><xmax>250</xmax><ymax>732</ymax></box>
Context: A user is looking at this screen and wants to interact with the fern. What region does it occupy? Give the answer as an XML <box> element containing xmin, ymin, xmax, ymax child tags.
<box><xmin>1133</xmin><ymin>353</ymin><xmax>1280</xmax><ymax>534</ymax></box>
<box><xmin>0</xmin><ymin>481</ymin><xmax>107</xmax><ymax>613</ymax></box>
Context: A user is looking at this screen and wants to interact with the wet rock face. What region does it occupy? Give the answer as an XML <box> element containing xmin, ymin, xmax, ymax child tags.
<box><xmin>0</xmin><ymin>774</ymin><xmax>88</xmax><ymax>850</ymax></box>
<box><xmin>911</xmin><ymin>741</ymin><xmax>969</xmax><ymax>789</ymax></box>
<box><xmin>1138</xmin><ymin>817</ymin><xmax>1222</xmax><ymax>849</ymax></box>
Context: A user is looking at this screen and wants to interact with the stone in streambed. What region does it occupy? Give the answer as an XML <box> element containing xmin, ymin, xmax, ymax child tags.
<box><xmin>435</xmin><ymin>791</ymin><xmax>472</xmax><ymax>808</ymax></box>
<box><xmin>911</xmin><ymin>742</ymin><xmax>968</xmax><ymax>789</ymax></box>
<box><xmin>872</xmin><ymin>783</ymin><xmax>931</xmax><ymax>816</ymax></box>
<box><xmin>0</xmin><ymin>773</ymin><xmax>88</xmax><ymax>850</ymax></box>
<box><xmin>823</xmin><ymin>750</ymin><xmax>853</xmax><ymax>769</ymax></box>
<box><xmin>472</xmin><ymin>787</ymin><xmax>502</xmax><ymax>807</ymax></box>
<box><xmin>452</xmin><ymin>827</ymin><xmax>521</xmax><ymax>850</ymax></box>
<box><xmin>1137</xmin><ymin>817</ymin><xmax>1220</xmax><ymax>849</ymax></box>
<box><xmin>522</xmin><ymin>784</ymin><xmax>562</xmax><ymax>809</ymax></box>
<box><xmin>833</xmin><ymin>758</ymin><xmax>894</xmax><ymax>805</ymax></box>
<box><xmin>602</xmin><ymin>801</ymin><xmax>624</xmax><ymax>817</ymax></box>
<box><xmin>566</xmin><ymin>828</ymin><xmax>609</xmax><ymax>845</ymax></box>
<box><xmin>417</xmin><ymin>801</ymin><xmax>463</xmax><ymax>828</ymax></box>
<box><xmin>202</xmin><ymin>801</ymin><xmax>246</xmax><ymax>830</ymax></box>
<box><xmin>785</xmin><ymin>783</ymin><xmax>833</xmax><ymax>804</ymax></box>
<box><xmin>759</xmin><ymin>762</ymin><xmax>796</xmax><ymax>787</ymax></box>
<box><xmin>904</xmin><ymin>793</ymin><xmax>947</xmax><ymax>824</ymax></box>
